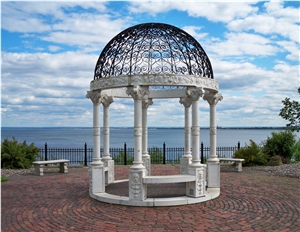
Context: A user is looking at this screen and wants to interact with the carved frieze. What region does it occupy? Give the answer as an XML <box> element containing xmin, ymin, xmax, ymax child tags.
<box><xmin>90</xmin><ymin>74</ymin><xmax>219</xmax><ymax>92</ymax></box>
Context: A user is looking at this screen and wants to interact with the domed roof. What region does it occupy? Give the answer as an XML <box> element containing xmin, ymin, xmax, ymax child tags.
<box><xmin>94</xmin><ymin>23</ymin><xmax>213</xmax><ymax>80</ymax></box>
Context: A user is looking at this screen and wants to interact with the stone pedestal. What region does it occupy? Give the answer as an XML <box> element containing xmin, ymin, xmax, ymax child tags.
<box><xmin>103</xmin><ymin>159</ymin><xmax>114</xmax><ymax>185</ymax></box>
<box><xmin>89</xmin><ymin>164</ymin><xmax>105</xmax><ymax>194</ymax></box>
<box><xmin>129</xmin><ymin>169</ymin><xmax>147</xmax><ymax>201</ymax></box>
<box><xmin>206</xmin><ymin>160</ymin><xmax>220</xmax><ymax>188</ymax></box>
<box><xmin>142</xmin><ymin>156</ymin><xmax>151</xmax><ymax>176</ymax></box>
<box><xmin>180</xmin><ymin>157</ymin><xmax>191</xmax><ymax>174</ymax></box>
<box><xmin>186</xmin><ymin>166</ymin><xmax>206</xmax><ymax>197</ymax></box>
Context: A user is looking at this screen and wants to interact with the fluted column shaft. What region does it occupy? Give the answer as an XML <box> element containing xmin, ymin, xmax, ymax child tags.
<box><xmin>86</xmin><ymin>91</ymin><xmax>102</xmax><ymax>165</ymax></box>
<box><xmin>101</xmin><ymin>95</ymin><xmax>114</xmax><ymax>162</ymax></box>
<box><xmin>127</xmin><ymin>86</ymin><xmax>149</xmax><ymax>169</ymax></box>
<box><xmin>203</xmin><ymin>91</ymin><xmax>223</xmax><ymax>161</ymax></box>
<box><xmin>188</xmin><ymin>87</ymin><xmax>204</xmax><ymax>167</ymax></box>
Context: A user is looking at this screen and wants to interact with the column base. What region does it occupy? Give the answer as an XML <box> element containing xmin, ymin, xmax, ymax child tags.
<box><xmin>186</xmin><ymin>166</ymin><xmax>206</xmax><ymax>197</ymax></box>
<box><xmin>91</xmin><ymin>158</ymin><xmax>103</xmax><ymax>166</ymax></box>
<box><xmin>103</xmin><ymin>159</ymin><xmax>114</xmax><ymax>185</ymax></box>
<box><xmin>142</xmin><ymin>155</ymin><xmax>151</xmax><ymax>176</ymax></box>
<box><xmin>89</xmin><ymin>164</ymin><xmax>105</xmax><ymax>194</ymax></box>
<box><xmin>206</xmin><ymin>160</ymin><xmax>220</xmax><ymax>188</ymax></box>
<box><xmin>129</xmin><ymin>168</ymin><xmax>147</xmax><ymax>201</ymax></box>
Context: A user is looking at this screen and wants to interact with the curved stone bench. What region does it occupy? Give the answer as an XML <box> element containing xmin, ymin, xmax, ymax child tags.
<box><xmin>143</xmin><ymin>175</ymin><xmax>196</xmax><ymax>184</ymax></box>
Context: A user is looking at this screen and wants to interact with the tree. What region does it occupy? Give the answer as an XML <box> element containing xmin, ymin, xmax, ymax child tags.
<box><xmin>279</xmin><ymin>87</ymin><xmax>300</xmax><ymax>132</ymax></box>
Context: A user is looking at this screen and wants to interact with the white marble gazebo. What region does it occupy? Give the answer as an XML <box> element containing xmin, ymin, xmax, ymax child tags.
<box><xmin>86</xmin><ymin>23</ymin><xmax>223</xmax><ymax>206</ymax></box>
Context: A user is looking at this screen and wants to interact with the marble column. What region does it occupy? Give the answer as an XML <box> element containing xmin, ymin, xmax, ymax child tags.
<box><xmin>188</xmin><ymin>87</ymin><xmax>204</xmax><ymax>167</ymax></box>
<box><xmin>142</xmin><ymin>98</ymin><xmax>153</xmax><ymax>176</ymax></box>
<box><xmin>101</xmin><ymin>94</ymin><xmax>114</xmax><ymax>185</ymax></box>
<box><xmin>86</xmin><ymin>90</ymin><xmax>105</xmax><ymax>194</ymax></box>
<box><xmin>186</xmin><ymin>87</ymin><xmax>206</xmax><ymax>198</ymax></box>
<box><xmin>203</xmin><ymin>90</ymin><xmax>223</xmax><ymax>188</ymax></box>
<box><xmin>126</xmin><ymin>86</ymin><xmax>149</xmax><ymax>201</ymax></box>
<box><xmin>179</xmin><ymin>96</ymin><xmax>193</xmax><ymax>174</ymax></box>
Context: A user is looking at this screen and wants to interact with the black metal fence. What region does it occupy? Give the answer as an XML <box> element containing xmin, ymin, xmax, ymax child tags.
<box><xmin>38</xmin><ymin>142</ymin><xmax>241</xmax><ymax>166</ymax></box>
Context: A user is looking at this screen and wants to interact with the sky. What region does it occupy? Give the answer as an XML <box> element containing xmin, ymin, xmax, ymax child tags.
<box><xmin>1</xmin><ymin>0</ymin><xmax>299</xmax><ymax>128</ymax></box>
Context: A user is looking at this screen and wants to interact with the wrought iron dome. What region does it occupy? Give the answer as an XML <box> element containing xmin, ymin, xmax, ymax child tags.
<box><xmin>94</xmin><ymin>23</ymin><xmax>213</xmax><ymax>80</ymax></box>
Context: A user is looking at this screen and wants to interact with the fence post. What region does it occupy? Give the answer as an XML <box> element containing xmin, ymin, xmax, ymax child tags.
<box><xmin>124</xmin><ymin>142</ymin><xmax>127</xmax><ymax>165</ymax></box>
<box><xmin>44</xmin><ymin>143</ymin><xmax>48</xmax><ymax>166</ymax></box>
<box><xmin>84</xmin><ymin>143</ymin><xmax>87</xmax><ymax>166</ymax></box>
<box><xmin>238</xmin><ymin>141</ymin><xmax>240</xmax><ymax>150</ymax></box>
<box><xmin>163</xmin><ymin>142</ymin><xmax>166</xmax><ymax>164</ymax></box>
<box><xmin>201</xmin><ymin>142</ymin><xmax>204</xmax><ymax>163</ymax></box>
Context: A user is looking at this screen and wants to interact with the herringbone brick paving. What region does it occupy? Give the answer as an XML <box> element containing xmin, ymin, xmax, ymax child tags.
<box><xmin>1</xmin><ymin>165</ymin><xmax>300</xmax><ymax>231</ymax></box>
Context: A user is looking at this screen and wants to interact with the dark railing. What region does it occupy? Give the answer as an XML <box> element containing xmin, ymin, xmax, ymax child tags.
<box><xmin>38</xmin><ymin>142</ymin><xmax>241</xmax><ymax>166</ymax></box>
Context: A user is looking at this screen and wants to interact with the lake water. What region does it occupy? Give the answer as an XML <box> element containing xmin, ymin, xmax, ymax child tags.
<box><xmin>1</xmin><ymin>127</ymin><xmax>285</xmax><ymax>149</ymax></box>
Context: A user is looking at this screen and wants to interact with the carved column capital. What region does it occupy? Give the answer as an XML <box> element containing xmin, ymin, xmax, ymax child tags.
<box><xmin>126</xmin><ymin>86</ymin><xmax>149</xmax><ymax>100</ymax></box>
<box><xmin>86</xmin><ymin>91</ymin><xmax>101</xmax><ymax>104</ymax></box>
<box><xmin>101</xmin><ymin>94</ymin><xmax>114</xmax><ymax>107</ymax></box>
<box><xmin>142</xmin><ymin>98</ymin><xmax>153</xmax><ymax>109</ymax></box>
<box><xmin>203</xmin><ymin>91</ymin><xmax>223</xmax><ymax>105</ymax></box>
<box><xmin>186</xmin><ymin>87</ymin><xmax>204</xmax><ymax>101</ymax></box>
<box><xmin>179</xmin><ymin>96</ymin><xmax>193</xmax><ymax>108</ymax></box>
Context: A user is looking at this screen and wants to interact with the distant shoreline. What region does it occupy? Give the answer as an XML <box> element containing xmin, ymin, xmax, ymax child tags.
<box><xmin>1</xmin><ymin>126</ymin><xmax>287</xmax><ymax>130</ymax></box>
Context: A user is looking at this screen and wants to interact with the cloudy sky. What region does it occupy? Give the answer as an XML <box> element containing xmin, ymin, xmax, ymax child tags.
<box><xmin>1</xmin><ymin>0</ymin><xmax>299</xmax><ymax>128</ymax></box>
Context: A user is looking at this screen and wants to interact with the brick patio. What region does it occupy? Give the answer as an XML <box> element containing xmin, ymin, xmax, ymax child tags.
<box><xmin>1</xmin><ymin>165</ymin><xmax>300</xmax><ymax>231</ymax></box>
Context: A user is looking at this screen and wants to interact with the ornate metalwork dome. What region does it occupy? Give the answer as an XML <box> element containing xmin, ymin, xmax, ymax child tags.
<box><xmin>94</xmin><ymin>23</ymin><xmax>213</xmax><ymax>80</ymax></box>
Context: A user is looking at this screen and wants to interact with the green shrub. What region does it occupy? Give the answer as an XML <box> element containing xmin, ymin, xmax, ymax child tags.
<box><xmin>1</xmin><ymin>176</ymin><xmax>9</xmax><ymax>182</ymax></box>
<box><xmin>149</xmin><ymin>146</ymin><xmax>163</xmax><ymax>164</ymax></box>
<box><xmin>1</xmin><ymin>137</ymin><xmax>40</xmax><ymax>169</ymax></box>
<box><xmin>262</xmin><ymin>130</ymin><xmax>296</xmax><ymax>163</ymax></box>
<box><xmin>233</xmin><ymin>140</ymin><xmax>268</xmax><ymax>166</ymax></box>
<box><xmin>112</xmin><ymin>151</ymin><xmax>133</xmax><ymax>165</ymax></box>
<box><xmin>267</xmin><ymin>155</ymin><xmax>283</xmax><ymax>166</ymax></box>
<box><xmin>291</xmin><ymin>139</ymin><xmax>300</xmax><ymax>162</ymax></box>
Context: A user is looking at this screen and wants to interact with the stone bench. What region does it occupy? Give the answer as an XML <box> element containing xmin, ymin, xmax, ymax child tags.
<box><xmin>143</xmin><ymin>174</ymin><xmax>196</xmax><ymax>184</ymax></box>
<box><xmin>219</xmin><ymin>158</ymin><xmax>245</xmax><ymax>172</ymax></box>
<box><xmin>32</xmin><ymin>159</ymin><xmax>69</xmax><ymax>176</ymax></box>
<box><xmin>142</xmin><ymin>172</ymin><xmax>205</xmax><ymax>198</ymax></box>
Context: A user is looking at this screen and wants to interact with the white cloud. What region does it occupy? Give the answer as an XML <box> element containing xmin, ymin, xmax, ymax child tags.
<box><xmin>48</xmin><ymin>45</ymin><xmax>62</xmax><ymax>52</ymax></box>
<box><xmin>276</xmin><ymin>40</ymin><xmax>300</xmax><ymax>61</ymax></box>
<box><xmin>227</xmin><ymin>2</ymin><xmax>300</xmax><ymax>43</ymax></box>
<box><xmin>182</xmin><ymin>26</ymin><xmax>208</xmax><ymax>40</ymax></box>
<box><xmin>208</xmin><ymin>32</ymin><xmax>280</xmax><ymax>57</ymax></box>
<box><xmin>1</xmin><ymin>2</ymin><xmax>107</xmax><ymax>33</ymax></box>
<box><xmin>128</xmin><ymin>1</ymin><xmax>259</xmax><ymax>22</ymax></box>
